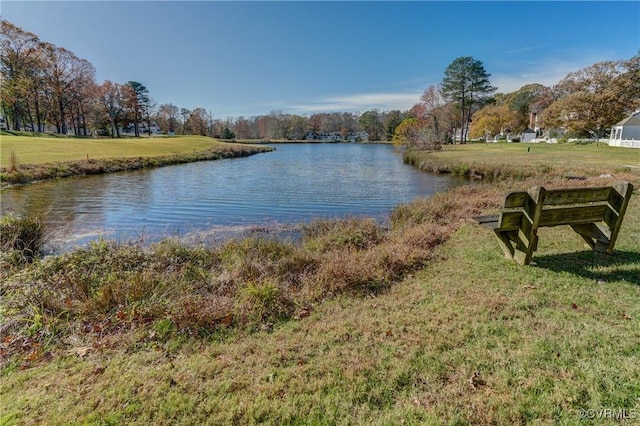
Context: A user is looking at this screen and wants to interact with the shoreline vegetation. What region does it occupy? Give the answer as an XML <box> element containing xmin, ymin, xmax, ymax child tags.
<box><xmin>0</xmin><ymin>134</ymin><xmax>273</xmax><ymax>189</ymax></box>
<box><xmin>1</xmin><ymin>137</ymin><xmax>639</xmax><ymax>424</ymax></box>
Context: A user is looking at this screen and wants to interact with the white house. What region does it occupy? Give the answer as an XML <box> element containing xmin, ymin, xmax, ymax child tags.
<box><xmin>122</xmin><ymin>122</ymin><xmax>163</xmax><ymax>135</ymax></box>
<box><xmin>609</xmin><ymin>111</ymin><xmax>640</xmax><ymax>148</ymax></box>
<box><xmin>521</xmin><ymin>128</ymin><xmax>537</xmax><ymax>142</ymax></box>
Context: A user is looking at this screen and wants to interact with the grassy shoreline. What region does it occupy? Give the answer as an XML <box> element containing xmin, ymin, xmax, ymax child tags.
<box><xmin>1</xmin><ymin>143</ymin><xmax>639</xmax><ymax>424</ymax></box>
<box><xmin>0</xmin><ymin>134</ymin><xmax>273</xmax><ymax>188</ymax></box>
<box><xmin>404</xmin><ymin>142</ymin><xmax>640</xmax><ymax>181</ymax></box>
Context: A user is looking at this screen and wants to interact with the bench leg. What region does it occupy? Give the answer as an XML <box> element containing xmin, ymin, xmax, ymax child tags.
<box><xmin>494</xmin><ymin>230</ymin><xmax>515</xmax><ymax>259</ymax></box>
<box><xmin>570</xmin><ymin>223</ymin><xmax>611</xmax><ymax>253</ymax></box>
<box><xmin>513</xmin><ymin>234</ymin><xmax>537</xmax><ymax>266</ymax></box>
<box><xmin>494</xmin><ymin>230</ymin><xmax>536</xmax><ymax>265</ymax></box>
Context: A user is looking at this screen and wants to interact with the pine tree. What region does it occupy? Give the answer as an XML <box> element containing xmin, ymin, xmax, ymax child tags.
<box><xmin>440</xmin><ymin>56</ymin><xmax>495</xmax><ymax>143</ymax></box>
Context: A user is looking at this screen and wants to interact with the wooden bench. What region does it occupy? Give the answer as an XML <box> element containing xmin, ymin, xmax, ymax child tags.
<box><xmin>474</xmin><ymin>181</ymin><xmax>634</xmax><ymax>265</ymax></box>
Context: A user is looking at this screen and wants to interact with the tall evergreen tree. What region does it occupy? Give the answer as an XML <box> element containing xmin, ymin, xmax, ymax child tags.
<box><xmin>440</xmin><ymin>56</ymin><xmax>495</xmax><ymax>143</ymax></box>
<box><xmin>126</xmin><ymin>81</ymin><xmax>149</xmax><ymax>137</ymax></box>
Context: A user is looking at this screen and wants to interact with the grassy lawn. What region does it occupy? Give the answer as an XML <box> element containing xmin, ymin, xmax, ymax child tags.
<box><xmin>406</xmin><ymin>142</ymin><xmax>640</xmax><ymax>179</ymax></box>
<box><xmin>0</xmin><ymin>134</ymin><xmax>272</xmax><ymax>187</ymax></box>
<box><xmin>0</xmin><ymin>134</ymin><xmax>233</xmax><ymax>167</ymax></box>
<box><xmin>1</xmin><ymin>143</ymin><xmax>639</xmax><ymax>424</ymax></box>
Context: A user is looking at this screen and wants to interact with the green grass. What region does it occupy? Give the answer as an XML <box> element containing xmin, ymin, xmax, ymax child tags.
<box><xmin>0</xmin><ymin>134</ymin><xmax>240</xmax><ymax>166</ymax></box>
<box><xmin>405</xmin><ymin>142</ymin><xmax>640</xmax><ymax>179</ymax></box>
<box><xmin>1</xmin><ymin>144</ymin><xmax>639</xmax><ymax>424</ymax></box>
<box><xmin>0</xmin><ymin>134</ymin><xmax>272</xmax><ymax>187</ymax></box>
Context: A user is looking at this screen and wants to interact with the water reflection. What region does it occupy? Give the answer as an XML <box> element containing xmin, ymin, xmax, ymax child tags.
<box><xmin>1</xmin><ymin>143</ymin><xmax>466</xmax><ymax>250</ymax></box>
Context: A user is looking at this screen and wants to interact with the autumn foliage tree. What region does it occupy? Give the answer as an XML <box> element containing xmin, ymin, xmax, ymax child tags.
<box><xmin>392</xmin><ymin>117</ymin><xmax>421</xmax><ymax>146</ymax></box>
<box><xmin>1</xmin><ymin>20</ymin><xmax>46</xmax><ymax>131</ymax></box>
<box><xmin>1</xmin><ymin>20</ymin><xmax>98</xmax><ymax>135</ymax></box>
<box><xmin>469</xmin><ymin>104</ymin><xmax>518</xmax><ymax>139</ymax></box>
<box><xmin>98</xmin><ymin>80</ymin><xmax>127</xmax><ymax>137</ymax></box>
<box><xmin>539</xmin><ymin>59</ymin><xmax>640</xmax><ymax>138</ymax></box>
<box><xmin>359</xmin><ymin>110</ymin><xmax>384</xmax><ymax>141</ymax></box>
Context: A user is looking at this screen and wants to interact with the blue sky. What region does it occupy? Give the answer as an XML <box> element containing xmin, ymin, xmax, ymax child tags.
<box><xmin>2</xmin><ymin>1</ymin><xmax>639</xmax><ymax>118</ymax></box>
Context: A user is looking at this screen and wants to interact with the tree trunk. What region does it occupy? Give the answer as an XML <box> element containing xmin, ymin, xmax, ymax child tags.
<box><xmin>59</xmin><ymin>98</ymin><xmax>67</xmax><ymax>134</ymax></box>
<box><xmin>81</xmin><ymin>104</ymin><xmax>87</xmax><ymax>136</ymax></box>
<box><xmin>134</xmin><ymin>108</ymin><xmax>140</xmax><ymax>137</ymax></box>
<box><xmin>13</xmin><ymin>101</ymin><xmax>21</xmax><ymax>131</ymax></box>
<box><xmin>459</xmin><ymin>96</ymin><xmax>466</xmax><ymax>144</ymax></box>
<box><xmin>25</xmin><ymin>100</ymin><xmax>35</xmax><ymax>132</ymax></box>
<box><xmin>34</xmin><ymin>96</ymin><xmax>43</xmax><ymax>132</ymax></box>
<box><xmin>432</xmin><ymin>114</ymin><xmax>440</xmax><ymax>142</ymax></box>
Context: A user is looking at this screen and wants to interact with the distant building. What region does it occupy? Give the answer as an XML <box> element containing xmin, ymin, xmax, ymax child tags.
<box><xmin>122</xmin><ymin>122</ymin><xmax>163</xmax><ymax>135</ymax></box>
<box><xmin>521</xmin><ymin>128</ymin><xmax>536</xmax><ymax>142</ymax></box>
<box><xmin>609</xmin><ymin>111</ymin><xmax>640</xmax><ymax>148</ymax></box>
<box><xmin>305</xmin><ymin>131</ymin><xmax>368</xmax><ymax>142</ymax></box>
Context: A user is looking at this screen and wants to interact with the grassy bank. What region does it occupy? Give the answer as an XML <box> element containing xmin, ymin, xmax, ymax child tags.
<box><xmin>404</xmin><ymin>141</ymin><xmax>640</xmax><ymax>180</ymax></box>
<box><xmin>1</xmin><ymin>143</ymin><xmax>639</xmax><ymax>424</ymax></box>
<box><xmin>0</xmin><ymin>134</ymin><xmax>273</xmax><ymax>187</ymax></box>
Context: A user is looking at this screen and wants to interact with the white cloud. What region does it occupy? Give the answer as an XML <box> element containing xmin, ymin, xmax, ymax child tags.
<box><xmin>492</xmin><ymin>52</ymin><xmax>619</xmax><ymax>93</ymax></box>
<box><xmin>492</xmin><ymin>72</ymin><xmax>562</xmax><ymax>93</ymax></box>
<box><xmin>290</xmin><ymin>92</ymin><xmax>422</xmax><ymax>114</ymax></box>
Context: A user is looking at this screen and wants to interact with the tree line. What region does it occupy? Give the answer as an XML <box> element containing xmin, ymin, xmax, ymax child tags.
<box><xmin>0</xmin><ymin>20</ymin><xmax>403</xmax><ymax>141</ymax></box>
<box><xmin>394</xmin><ymin>52</ymin><xmax>640</xmax><ymax>148</ymax></box>
<box><xmin>2</xmin><ymin>20</ymin><xmax>639</xmax><ymax>144</ymax></box>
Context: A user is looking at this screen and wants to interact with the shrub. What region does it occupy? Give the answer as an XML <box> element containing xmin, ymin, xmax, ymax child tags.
<box><xmin>302</xmin><ymin>218</ymin><xmax>385</xmax><ymax>252</ymax></box>
<box><xmin>8</xmin><ymin>149</ymin><xmax>19</xmax><ymax>172</ymax></box>
<box><xmin>0</xmin><ymin>212</ymin><xmax>52</xmax><ymax>264</ymax></box>
<box><xmin>235</xmin><ymin>279</ymin><xmax>291</xmax><ymax>323</ymax></box>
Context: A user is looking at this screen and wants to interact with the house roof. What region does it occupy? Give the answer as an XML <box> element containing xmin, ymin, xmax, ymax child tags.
<box><xmin>615</xmin><ymin>111</ymin><xmax>640</xmax><ymax>127</ymax></box>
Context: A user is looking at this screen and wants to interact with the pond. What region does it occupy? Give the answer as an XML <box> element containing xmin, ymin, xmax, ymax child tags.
<box><xmin>1</xmin><ymin>143</ymin><xmax>466</xmax><ymax>251</ymax></box>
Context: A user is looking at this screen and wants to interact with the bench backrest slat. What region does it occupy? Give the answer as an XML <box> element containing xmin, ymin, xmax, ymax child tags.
<box><xmin>542</xmin><ymin>187</ymin><xmax>612</xmax><ymax>206</ymax></box>
<box><xmin>539</xmin><ymin>205</ymin><xmax>608</xmax><ymax>227</ymax></box>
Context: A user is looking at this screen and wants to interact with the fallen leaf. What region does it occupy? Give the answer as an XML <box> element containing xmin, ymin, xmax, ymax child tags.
<box><xmin>294</xmin><ymin>309</ymin><xmax>311</xmax><ymax>320</ymax></box>
<box><xmin>67</xmin><ymin>346</ymin><xmax>92</xmax><ymax>358</ymax></box>
<box><xmin>523</xmin><ymin>285</ymin><xmax>537</xmax><ymax>290</ymax></box>
<box><xmin>25</xmin><ymin>351</ymin><xmax>39</xmax><ymax>362</ymax></box>
<box><xmin>468</xmin><ymin>371</ymin><xmax>486</xmax><ymax>390</ymax></box>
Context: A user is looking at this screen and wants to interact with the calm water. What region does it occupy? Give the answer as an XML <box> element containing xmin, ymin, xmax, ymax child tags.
<box><xmin>1</xmin><ymin>143</ymin><xmax>465</xmax><ymax>250</ymax></box>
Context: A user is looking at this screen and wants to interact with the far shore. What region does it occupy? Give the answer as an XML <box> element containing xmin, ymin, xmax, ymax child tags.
<box><xmin>231</xmin><ymin>138</ymin><xmax>392</xmax><ymax>144</ymax></box>
<box><xmin>0</xmin><ymin>134</ymin><xmax>273</xmax><ymax>189</ymax></box>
